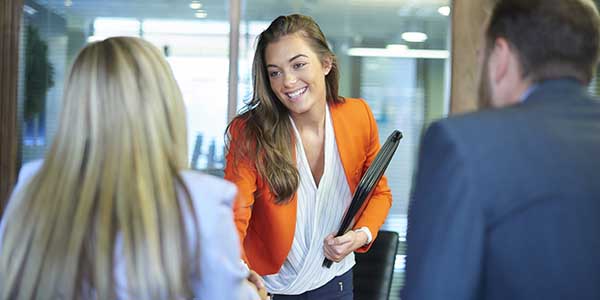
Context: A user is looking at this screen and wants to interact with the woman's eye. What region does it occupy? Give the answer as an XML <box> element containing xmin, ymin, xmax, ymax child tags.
<box><xmin>269</xmin><ymin>71</ymin><xmax>281</xmax><ymax>78</ymax></box>
<box><xmin>293</xmin><ymin>62</ymin><xmax>306</xmax><ymax>69</ymax></box>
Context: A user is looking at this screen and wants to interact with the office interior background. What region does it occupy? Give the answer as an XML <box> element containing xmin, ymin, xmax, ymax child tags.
<box><xmin>4</xmin><ymin>0</ymin><xmax>600</xmax><ymax>297</ymax></box>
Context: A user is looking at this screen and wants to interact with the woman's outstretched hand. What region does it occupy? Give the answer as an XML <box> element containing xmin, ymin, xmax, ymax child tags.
<box><xmin>247</xmin><ymin>269</ymin><xmax>269</xmax><ymax>300</ymax></box>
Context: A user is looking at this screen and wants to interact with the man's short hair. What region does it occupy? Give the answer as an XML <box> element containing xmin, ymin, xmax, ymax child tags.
<box><xmin>486</xmin><ymin>0</ymin><xmax>600</xmax><ymax>84</ymax></box>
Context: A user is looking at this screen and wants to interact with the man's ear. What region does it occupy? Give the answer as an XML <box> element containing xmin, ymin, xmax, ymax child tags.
<box><xmin>322</xmin><ymin>56</ymin><xmax>333</xmax><ymax>75</ymax></box>
<box><xmin>490</xmin><ymin>37</ymin><xmax>512</xmax><ymax>84</ymax></box>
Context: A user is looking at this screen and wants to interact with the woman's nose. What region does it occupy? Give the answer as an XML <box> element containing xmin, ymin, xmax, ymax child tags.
<box><xmin>283</xmin><ymin>73</ymin><xmax>297</xmax><ymax>87</ymax></box>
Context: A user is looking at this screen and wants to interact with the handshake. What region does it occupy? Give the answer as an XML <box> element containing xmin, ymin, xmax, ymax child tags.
<box><xmin>246</xmin><ymin>267</ymin><xmax>269</xmax><ymax>300</ymax></box>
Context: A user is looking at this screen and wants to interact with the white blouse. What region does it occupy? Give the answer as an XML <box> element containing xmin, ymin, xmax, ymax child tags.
<box><xmin>263</xmin><ymin>105</ymin><xmax>355</xmax><ymax>295</ymax></box>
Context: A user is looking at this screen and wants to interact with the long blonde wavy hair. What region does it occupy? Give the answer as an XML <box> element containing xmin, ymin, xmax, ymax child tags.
<box><xmin>0</xmin><ymin>37</ymin><xmax>199</xmax><ymax>299</ymax></box>
<box><xmin>226</xmin><ymin>14</ymin><xmax>343</xmax><ymax>204</ymax></box>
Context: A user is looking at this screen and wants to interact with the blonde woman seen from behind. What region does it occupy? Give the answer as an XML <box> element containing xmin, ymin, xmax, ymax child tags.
<box><xmin>0</xmin><ymin>37</ymin><xmax>260</xmax><ymax>300</ymax></box>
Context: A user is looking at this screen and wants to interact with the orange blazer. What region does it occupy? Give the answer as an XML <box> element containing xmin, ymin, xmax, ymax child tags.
<box><xmin>224</xmin><ymin>98</ymin><xmax>393</xmax><ymax>275</ymax></box>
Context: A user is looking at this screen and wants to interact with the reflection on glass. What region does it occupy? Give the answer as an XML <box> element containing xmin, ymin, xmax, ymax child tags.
<box><xmin>20</xmin><ymin>1</ymin><xmax>67</xmax><ymax>162</ymax></box>
<box><xmin>23</xmin><ymin>25</ymin><xmax>54</xmax><ymax>147</ymax></box>
<box><xmin>18</xmin><ymin>0</ymin><xmax>230</xmax><ymax>172</ymax></box>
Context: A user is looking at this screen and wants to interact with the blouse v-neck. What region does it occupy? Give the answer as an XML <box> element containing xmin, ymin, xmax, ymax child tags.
<box><xmin>289</xmin><ymin>106</ymin><xmax>333</xmax><ymax>190</ymax></box>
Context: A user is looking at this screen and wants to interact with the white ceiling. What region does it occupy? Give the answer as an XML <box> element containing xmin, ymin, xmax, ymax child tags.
<box><xmin>30</xmin><ymin>0</ymin><xmax>451</xmax><ymax>48</ymax></box>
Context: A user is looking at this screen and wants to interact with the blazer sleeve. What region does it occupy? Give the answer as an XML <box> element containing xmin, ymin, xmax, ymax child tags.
<box><xmin>0</xmin><ymin>160</ymin><xmax>43</xmax><ymax>237</ymax></box>
<box><xmin>353</xmin><ymin>99</ymin><xmax>393</xmax><ymax>252</ymax></box>
<box><xmin>223</xmin><ymin>120</ymin><xmax>257</xmax><ymax>263</ymax></box>
<box><xmin>186</xmin><ymin>174</ymin><xmax>259</xmax><ymax>300</ymax></box>
<box><xmin>401</xmin><ymin>121</ymin><xmax>485</xmax><ymax>300</ymax></box>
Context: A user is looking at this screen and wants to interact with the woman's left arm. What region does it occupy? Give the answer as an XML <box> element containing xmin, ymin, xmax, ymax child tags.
<box><xmin>352</xmin><ymin>99</ymin><xmax>393</xmax><ymax>252</ymax></box>
<box><xmin>323</xmin><ymin>99</ymin><xmax>393</xmax><ymax>262</ymax></box>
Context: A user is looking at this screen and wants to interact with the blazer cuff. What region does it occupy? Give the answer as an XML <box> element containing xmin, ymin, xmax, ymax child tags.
<box><xmin>354</xmin><ymin>226</ymin><xmax>373</xmax><ymax>245</ymax></box>
<box><xmin>240</xmin><ymin>259</ymin><xmax>250</xmax><ymax>273</ymax></box>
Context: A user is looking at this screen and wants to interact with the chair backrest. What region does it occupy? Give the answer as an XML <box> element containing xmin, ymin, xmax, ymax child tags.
<box><xmin>353</xmin><ymin>230</ymin><xmax>399</xmax><ymax>300</ymax></box>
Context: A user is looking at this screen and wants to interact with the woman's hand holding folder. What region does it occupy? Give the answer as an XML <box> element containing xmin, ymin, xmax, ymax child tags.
<box><xmin>323</xmin><ymin>230</ymin><xmax>369</xmax><ymax>262</ymax></box>
<box><xmin>322</xmin><ymin>130</ymin><xmax>402</xmax><ymax>268</ymax></box>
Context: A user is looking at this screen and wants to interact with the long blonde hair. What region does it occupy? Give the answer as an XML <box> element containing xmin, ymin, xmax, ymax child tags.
<box><xmin>226</xmin><ymin>14</ymin><xmax>343</xmax><ymax>204</ymax></box>
<box><xmin>0</xmin><ymin>37</ymin><xmax>198</xmax><ymax>299</ymax></box>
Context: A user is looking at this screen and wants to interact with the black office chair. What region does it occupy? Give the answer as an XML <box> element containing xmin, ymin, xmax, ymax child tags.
<box><xmin>353</xmin><ymin>230</ymin><xmax>399</xmax><ymax>300</ymax></box>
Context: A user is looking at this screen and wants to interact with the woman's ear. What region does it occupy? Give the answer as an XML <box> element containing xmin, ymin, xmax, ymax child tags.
<box><xmin>322</xmin><ymin>56</ymin><xmax>333</xmax><ymax>75</ymax></box>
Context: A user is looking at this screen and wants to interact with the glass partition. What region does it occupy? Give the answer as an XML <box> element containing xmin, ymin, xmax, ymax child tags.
<box><xmin>239</xmin><ymin>0</ymin><xmax>451</xmax><ymax>295</ymax></box>
<box><xmin>19</xmin><ymin>0</ymin><xmax>231</xmax><ymax>172</ymax></box>
<box><xmin>18</xmin><ymin>0</ymin><xmax>452</xmax><ymax>295</ymax></box>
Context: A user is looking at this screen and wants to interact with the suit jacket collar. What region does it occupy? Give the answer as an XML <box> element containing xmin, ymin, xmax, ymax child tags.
<box><xmin>522</xmin><ymin>77</ymin><xmax>588</xmax><ymax>106</ymax></box>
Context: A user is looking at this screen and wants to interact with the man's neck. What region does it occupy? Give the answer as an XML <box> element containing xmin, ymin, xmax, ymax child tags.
<box><xmin>498</xmin><ymin>78</ymin><xmax>533</xmax><ymax>107</ymax></box>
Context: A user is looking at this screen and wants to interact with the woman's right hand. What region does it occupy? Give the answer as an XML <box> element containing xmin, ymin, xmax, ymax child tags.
<box><xmin>248</xmin><ymin>269</ymin><xmax>268</xmax><ymax>300</ymax></box>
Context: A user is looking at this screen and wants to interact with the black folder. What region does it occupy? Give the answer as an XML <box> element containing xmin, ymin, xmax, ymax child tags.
<box><xmin>323</xmin><ymin>130</ymin><xmax>403</xmax><ymax>268</ymax></box>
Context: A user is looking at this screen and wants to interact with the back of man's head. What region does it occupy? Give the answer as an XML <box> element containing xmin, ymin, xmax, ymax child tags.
<box><xmin>486</xmin><ymin>0</ymin><xmax>600</xmax><ymax>84</ymax></box>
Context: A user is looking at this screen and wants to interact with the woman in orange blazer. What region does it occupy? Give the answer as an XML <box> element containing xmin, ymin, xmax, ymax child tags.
<box><xmin>225</xmin><ymin>14</ymin><xmax>392</xmax><ymax>299</ymax></box>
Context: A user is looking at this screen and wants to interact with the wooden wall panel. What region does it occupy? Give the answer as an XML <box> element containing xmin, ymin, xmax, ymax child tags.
<box><xmin>450</xmin><ymin>0</ymin><xmax>495</xmax><ymax>114</ymax></box>
<box><xmin>0</xmin><ymin>0</ymin><xmax>24</xmax><ymax>216</ymax></box>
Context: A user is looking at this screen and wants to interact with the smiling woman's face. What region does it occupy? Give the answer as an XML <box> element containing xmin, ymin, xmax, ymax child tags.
<box><xmin>265</xmin><ymin>33</ymin><xmax>332</xmax><ymax>119</ymax></box>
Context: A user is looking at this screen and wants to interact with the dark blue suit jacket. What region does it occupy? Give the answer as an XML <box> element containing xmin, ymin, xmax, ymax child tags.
<box><xmin>402</xmin><ymin>78</ymin><xmax>600</xmax><ymax>300</ymax></box>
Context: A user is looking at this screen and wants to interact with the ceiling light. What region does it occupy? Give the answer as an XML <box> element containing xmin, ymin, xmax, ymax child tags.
<box><xmin>87</xmin><ymin>35</ymin><xmax>106</xmax><ymax>43</ymax></box>
<box><xmin>93</xmin><ymin>18</ymin><xmax>141</xmax><ymax>35</ymax></box>
<box><xmin>386</xmin><ymin>44</ymin><xmax>408</xmax><ymax>51</ymax></box>
<box><xmin>438</xmin><ymin>6</ymin><xmax>450</xmax><ymax>16</ymax></box>
<box><xmin>347</xmin><ymin>47</ymin><xmax>449</xmax><ymax>59</ymax></box>
<box><xmin>23</xmin><ymin>5</ymin><xmax>37</xmax><ymax>15</ymax></box>
<box><xmin>190</xmin><ymin>2</ymin><xmax>202</xmax><ymax>10</ymax></box>
<box><xmin>195</xmin><ymin>10</ymin><xmax>208</xmax><ymax>18</ymax></box>
<box><xmin>143</xmin><ymin>20</ymin><xmax>228</xmax><ymax>34</ymax></box>
<box><xmin>401</xmin><ymin>32</ymin><xmax>428</xmax><ymax>43</ymax></box>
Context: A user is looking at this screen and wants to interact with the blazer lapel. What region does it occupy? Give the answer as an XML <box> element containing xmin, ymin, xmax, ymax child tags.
<box><xmin>329</xmin><ymin>102</ymin><xmax>360</xmax><ymax>195</ymax></box>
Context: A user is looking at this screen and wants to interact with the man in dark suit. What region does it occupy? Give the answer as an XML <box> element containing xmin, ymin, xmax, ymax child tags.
<box><xmin>402</xmin><ymin>0</ymin><xmax>600</xmax><ymax>299</ymax></box>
